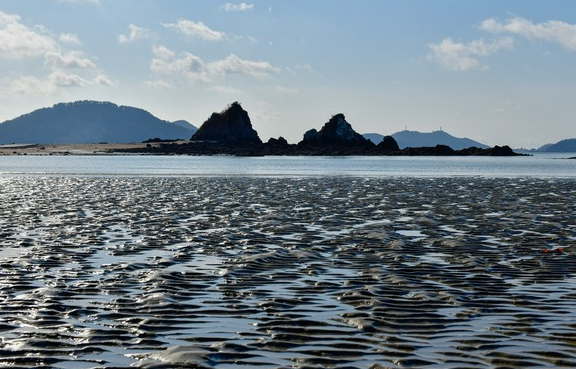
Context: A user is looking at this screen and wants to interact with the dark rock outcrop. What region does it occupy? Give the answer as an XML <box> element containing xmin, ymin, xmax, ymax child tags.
<box><xmin>267</xmin><ymin>136</ymin><xmax>289</xmax><ymax>147</ymax></box>
<box><xmin>300</xmin><ymin>114</ymin><xmax>373</xmax><ymax>147</ymax></box>
<box><xmin>378</xmin><ymin>135</ymin><xmax>400</xmax><ymax>152</ymax></box>
<box><xmin>191</xmin><ymin>102</ymin><xmax>261</xmax><ymax>145</ymax></box>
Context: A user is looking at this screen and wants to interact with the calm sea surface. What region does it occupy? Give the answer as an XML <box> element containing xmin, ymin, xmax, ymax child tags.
<box><xmin>0</xmin><ymin>152</ymin><xmax>575</xmax><ymax>177</ymax></box>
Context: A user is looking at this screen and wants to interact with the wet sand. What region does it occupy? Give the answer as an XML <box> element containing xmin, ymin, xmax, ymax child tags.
<box><xmin>0</xmin><ymin>142</ymin><xmax>172</xmax><ymax>155</ymax></box>
<box><xmin>0</xmin><ymin>176</ymin><xmax>574</xmax><ymax>368</ymax></box>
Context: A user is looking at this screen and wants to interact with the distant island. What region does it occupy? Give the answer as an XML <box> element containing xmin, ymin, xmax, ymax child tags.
<box><xmin>538</xmin><ymin>138</ymin><xmax>576</xmax><ymax>153</ymax></box>
<box><xmin>364</xmin><ymin>131</ymin><xmax>489</xmax><ymax>150</ymax></box>
<box><xmin>0</xmin><ymin>101</ymin><xmax>196</xmax><ymax>144</ymax></box>
<box><xmin>0</xmin><ymin>100</ymin><xmax>532</xmax><ymax>156</ymax></box>
<box><xmin>114</xmin><ymin>102</ymin><xmax>524</xmax><ymax>157</ymax></box>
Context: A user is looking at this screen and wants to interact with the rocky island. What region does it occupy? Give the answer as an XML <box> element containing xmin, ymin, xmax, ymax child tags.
<box><xmin>113</xmin><ymin>102</ymin><xmax>524</xmax><ymax>156</ymax></box>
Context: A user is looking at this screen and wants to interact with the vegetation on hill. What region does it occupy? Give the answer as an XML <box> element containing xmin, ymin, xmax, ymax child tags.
<box><xmin>0</xmin><ymin>100</ymin><xmax>196</xmax><ymax>144</ymax></box>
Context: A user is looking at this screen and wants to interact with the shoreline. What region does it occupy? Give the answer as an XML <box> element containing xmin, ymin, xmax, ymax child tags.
<box><xmin>0</xmin><ymin>141</ymin><xmax>170</xmax><ymax>156</ymax></box>
<box><xmin>0</xmin><ymin>140</ymin><xmax>529</xmax><ymax>156</ymax></box>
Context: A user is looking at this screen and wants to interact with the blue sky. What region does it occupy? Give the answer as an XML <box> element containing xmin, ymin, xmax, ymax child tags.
<box><xmin>1</xmin><ymin>0</ymin><xmax>575</xmax><ymax>148</ymax></box>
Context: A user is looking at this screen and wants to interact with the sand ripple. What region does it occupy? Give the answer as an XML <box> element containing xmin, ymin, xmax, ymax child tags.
<box><xmin>0</xmin><ymin>177</ymin><xmax>574</xmax><ymax>368</ymax></box>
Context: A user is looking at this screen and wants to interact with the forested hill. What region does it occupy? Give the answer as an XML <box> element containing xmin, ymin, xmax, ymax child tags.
<box><xmin>0</xmin><ymin>101</ymin><xmax>196</xmax><ymax>144</ymax></box>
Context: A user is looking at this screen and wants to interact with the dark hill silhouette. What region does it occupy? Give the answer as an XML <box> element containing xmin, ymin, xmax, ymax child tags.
<box><xmin>364</xmin><ymin>130</ymin><xmax>488</xmax><ymax>150</ymax></box>
<box><xmin>0</xmin><ymin>101</ymin><xmax>196</xmax><ymax>144</ymax></box>
<box><xmin>191</xmin><ymin>102</ymin><xmax>261</xmax><ymax>145</ymax></box>
<box><xmin>540</xmin><ymin>138</ymin><xmax>576</xmax><ymax>152</ymax></box>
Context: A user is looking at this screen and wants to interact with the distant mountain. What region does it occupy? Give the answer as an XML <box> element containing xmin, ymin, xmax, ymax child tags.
<box><xmin>0</xmin><ymin>100</ymin><xmax>197</xmax><ymax>144</ymax></box>
<box><xmin>172</xmin><ymin>120</ymin><xmax>197</xmax><ymax>134</ymax></box>
<box><xmin>363</xmin><ymin>133</ymin><xmax>386</xmax><ymax>145</ymax></box>
<box><xmin>540</xmin><ymin>138</ymin><xmax>576</xmax><ymax>152</ymax></box>
<box><xmin>364</xmin><ymin>130</ymin><xmax>488</xmax><ymax>149</ymax></box>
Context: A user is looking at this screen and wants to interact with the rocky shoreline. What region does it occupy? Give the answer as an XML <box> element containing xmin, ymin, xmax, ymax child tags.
<box><xmin>112</xmin><ymin>140</ymin><xmax>526</xmax><ymax>156</ymax></box>
<box><xmin>114</xmin><ymin>102</ymin><xmax>525</xmax><ymax>156</ymax></box>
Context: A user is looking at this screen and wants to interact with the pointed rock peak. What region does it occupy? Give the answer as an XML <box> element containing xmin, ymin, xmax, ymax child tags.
<box><xmin>192</xmin><ymin>102</ymin><xmax>262</xmax><ymax>145</ymax></box>
<box><xmin>378</xmin><ymin>135</ymin><xmax>400</xmax><ymax>151</ymax></box>
<box><xmin>301</xmin><ymin>113</ymin><xmax>372</xmax><ymax>147</ymax></box>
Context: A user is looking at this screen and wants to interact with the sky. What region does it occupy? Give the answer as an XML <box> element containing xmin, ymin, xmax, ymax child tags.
<box><xmin>1</xmin><ymin>1</ymin><xmax>576</xmax><ymax>148</ymax></box>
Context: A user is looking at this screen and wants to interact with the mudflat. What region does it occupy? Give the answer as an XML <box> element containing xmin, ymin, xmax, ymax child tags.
<box><xmin>0</xmin><ymin>141</ymin><xmax>176</xmax><ymax>155</ymax></box>
<box><xmin>0</xmin><ymin>176</ymin><xmax>574</xmax><ymax>368</ymax></box>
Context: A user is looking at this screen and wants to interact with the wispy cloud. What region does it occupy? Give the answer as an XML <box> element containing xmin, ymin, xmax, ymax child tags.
<box><xmin>150</xmin><ymin>47</ymin><xmax>208</xmax><ymax>82</ymax></box>
<box><xmin>149</xmin><ymin>46</ymin><xmax>278</xmax><ymax>86</ymax></box>
<box><xmin>59</xmin><ymin>33</ymin><xmax>80</xmax><ymax>45</ymax></box>
<box><xmin>118</xmin><ymin>24</ymin><xmax>149</xmax><ymax>44</ymax></box>
<box><xmin>0</xmin><ymin>10</ymin><xmax>112</xmax><ymax>95</ymax></box>
<box><xmin>222</xmin><ymin>3</ymin><xmax>254</xmax><ymax>12</ymax></box>
<box><xmin>5</xmin><ymin>71</ymin><xmax>110</xmax><ymax>95</ymax></box>
<box><xmin>207</xmin><ymin>54</ymin><xmax>279</xmax><ymax>78</ymax></box>
<box><xmin>481</xmin><ymin>17</ymin><xmax>576</xmax><ymax>50</ymax></box>
<box><xmin>0</xmin><ymin>11</ymin><xmax>57</xmax><ymax>58</ymax></box>
<box><xmin>428</xmin><ymin>37</ymin><xmax>513</xmax><ymax>71</ymax></box>
<box><xmin>144</xmin><ymin>79</ymin><xmax>174</xmax><ymax>89</ymax></box>
<box><xmin>45</xmin><ymin>51</ymin><xmax>97</xmax><ymax>69</ymax></box>
<box><xmin>162</xmin><ymin>19</ymin><xmax>225</xmax><ymax>41</ymax></box>
<box><xmin>207</xmin><ymin>85</ymin><xmax>243</xmax><ymax>94</ymax></box>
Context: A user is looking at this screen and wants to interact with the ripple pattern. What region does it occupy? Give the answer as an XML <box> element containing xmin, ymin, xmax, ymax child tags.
<box><xmin>0</xmin><ymin>177</ymin><xmax>574</xmax><ymax>368</ymax></box>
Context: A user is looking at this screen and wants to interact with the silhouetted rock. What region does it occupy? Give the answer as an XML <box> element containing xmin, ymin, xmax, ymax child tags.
<box><xmin>267</xmin><ymin>136</ymin><xmax>289</xmax><ymax>147</ymax></box>
<box><xmin>488</xmin><ymin>145</ymin><xmax>516</xmax><ymax>156</ymax></box>
<box><xmin>0</xmin><ymin>100</ymin><xmax>196</xmax><ymax>144</ymax></box>
<box><xmin>378</xmin><ymin>135</ymin><xmax>400</xmax><ymax>151</ymax></box>
<box><xmin>300</xmin><ymin>114</ymin><xmax>373</xmax><ymax>147</ymax></box>
<box><xmin>191</xmin><ymin>102</ymin><xmax>262</xmax><ymax>145</ymax></box>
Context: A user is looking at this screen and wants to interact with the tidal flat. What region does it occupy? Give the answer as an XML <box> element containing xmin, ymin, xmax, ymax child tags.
<box><xmin>0</xmin><ymin>176</ymin><xmax>574</xmax><ymax>368</ymax></box>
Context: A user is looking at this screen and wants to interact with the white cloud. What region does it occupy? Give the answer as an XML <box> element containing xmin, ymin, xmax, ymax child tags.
<box><xmin>45</xmin><ymin>51</ymin><xmax>97</xmax><ymax>69</ymax></box>
<box><xmin>208</xmin><ymin>85</ymin><xmax>243</xmax><ymax>94</ymax></box>
<box><xmin>481</xmin><ymin>17</ymin><xmax>576</xmax><ymax>50</ymax></box>
<box><xmin>162</xmin><ymin>19</ymin><xmax>225</xmax><ymax>41</ymax></box>
<box><xmin>144</xmin><ymin>79</ymin><xmax>175</xmax><ymax>89</ymax></box>
<box><xmin>5</xmin><ymin>70</ymin><xmax>113</xmax><ymax>95</ymax></box>
<box><xmin>150</xmin><ymin>47</ymin><xmax>278</xmax><ymax>82</ymax></box>
<box><xmin>59</xmin><ymin>33</ymin><xmax>80</xmax><ymax>45</ymax></box>
<box><xmin>93</xmin><ymin>74</ymin><xmax>114</xmax><ymax>86</ymax></box>
<box><xmin>150</xmin><ymin>46</ymin><xmax>208</xmax><ymax>82</ymax></box>
<box><xmin>0</xmin><ymin>11</ymin><xmax>57</xmax><ymax>58</ymax></box>
<box><xmin>152</xmin><ymin>45</ymin><xmax>175</xmax><ymax>58</ymax></box>
<box><xmin>272</xmin><ymin>86</ymin><xmax>298</xmax><ymax>94</ymax></box>
<box><xmin>428</xmin><ymin>37</ymin><xmax>513</xmax><ymax>71</ymax></box>
<box><xmin>222</xmin><ymin>3</ymin><xmax>254</xmax><ymax>12</ymax></box>
<box><xmin>207</xmin><ymin>53</ymin><xmax>279</xmax><ymax>78</ymax></box>
<box><xmin>49</xmin><ymin>70</ymin><xmax>91</xmax><ymax>87</ymax></box>
<box><xmin>118</xmin><ymin>24</ymin><xmax>149</xmax><ymax>44</ymax></box>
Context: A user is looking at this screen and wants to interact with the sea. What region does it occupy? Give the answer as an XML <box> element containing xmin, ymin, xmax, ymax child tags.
<box><xmin>0</xmin><ymin>153</ymin><xmax>575</xmax><ymax>368</ymax></box>
<box><xmin>0</xmin><ymin>152</ymin><xmax>575</xmax><ymax>177</ymax></box>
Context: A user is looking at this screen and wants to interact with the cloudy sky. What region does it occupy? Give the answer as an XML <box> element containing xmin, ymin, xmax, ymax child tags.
<box><xmin>1</xmin><ymin>0</ymin><xmax>575</xmax><ymax>148</ymax></box>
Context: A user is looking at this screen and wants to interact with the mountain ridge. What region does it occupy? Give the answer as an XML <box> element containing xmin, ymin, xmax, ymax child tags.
<box><xmin>364</xmin><ymin>130</ymin><xmax>489</xmax><ymax>150</ymax></box>
<box><xmin>0</xmin><ymin>100</ymin><xmax>197</xmax><ymax>144</ymax></box>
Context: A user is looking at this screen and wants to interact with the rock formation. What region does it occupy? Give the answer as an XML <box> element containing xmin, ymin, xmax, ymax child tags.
<box><xmin>191</xmin><ymin>102</ymin><xmax>261</xmax><ymax>145</ymax></box>
<box><xmin>378</xmin><ymin>135</ymin><xmax>400</xmax><ymax>151</ymax></box>
<box><xmin>300</xmin><ymin>114</ymin><xmax>373</xmax><ymax>147</ymax></box>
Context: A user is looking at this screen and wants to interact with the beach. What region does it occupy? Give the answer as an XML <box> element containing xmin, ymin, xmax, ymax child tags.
<box><xmin>0</xmin><ymin>176</ymin><xmax>574</xmax><ymax>368</ymax></box>
<box><xmin>0</xmin><ymin>142</ymin><xmax>173</xmax><ymax>156</ymax></box>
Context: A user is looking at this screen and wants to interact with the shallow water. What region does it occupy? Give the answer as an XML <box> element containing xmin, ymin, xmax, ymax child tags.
<box><xmin>1</xmin><ymin>153</ymin><xmax>576</xmax><ymax>177</ymax></box>
<box><xmin>0</xmin><ymin>176</ymin><xmax>575</xmax><ymax>368</ymax></box>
